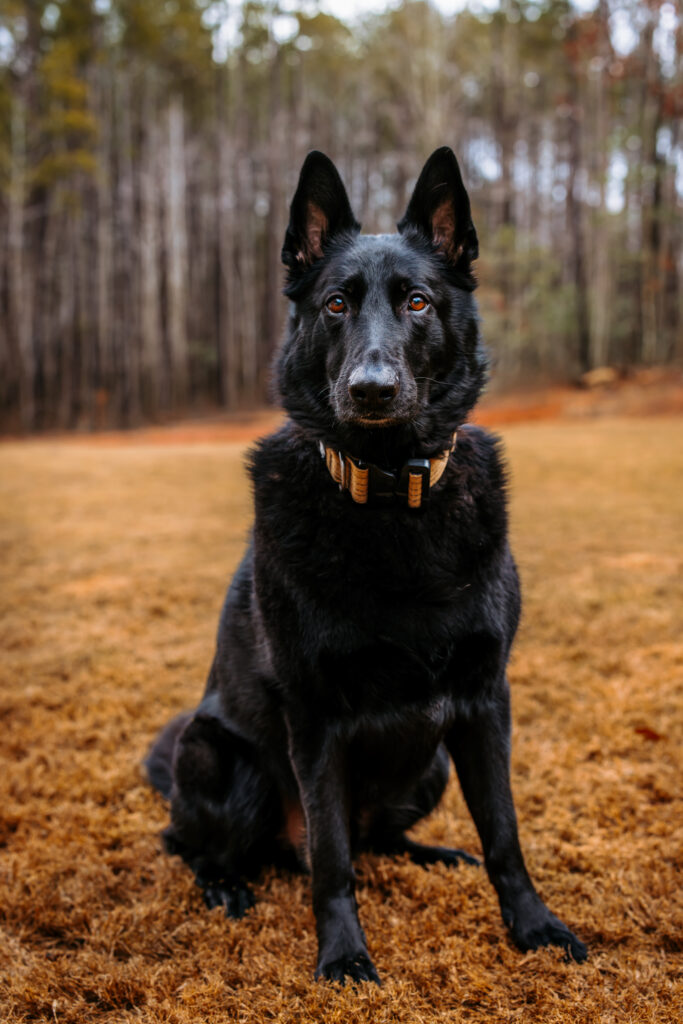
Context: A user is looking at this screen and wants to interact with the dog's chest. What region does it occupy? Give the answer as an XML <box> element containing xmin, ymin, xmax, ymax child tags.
<box><xmin>347</xmin><ymin>694</ymin><xmax>452</xmax><ymax>800</ymax></box>
<box><xmin>268</xmin><ymin>487</ymin><xmax>473</xmax><ymax>606</ymax></box>
<box><xmin>279</xmin><ymin>500</ymin><xmax>474</xmax><ymax>643</ymax></box>
<box><xmin>251</xmin><ymin>432</ymin><xmax>506</xmax><ymax>712</ymax></box>
<box><xmin>288</xmin><ymin>520</ymin><xmax>466</xmax><ymax>698</ymax></box>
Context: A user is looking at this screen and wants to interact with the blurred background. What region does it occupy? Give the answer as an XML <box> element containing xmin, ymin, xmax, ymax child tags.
<box><xmin>0</xmin><ymin>0</ymin><xmax>681</xmax><ymax>432</ymax></box>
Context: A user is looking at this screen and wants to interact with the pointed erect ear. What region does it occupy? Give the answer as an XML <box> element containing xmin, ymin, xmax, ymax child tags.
<box><xmin>398</xmin><ymin>147</ymin><xmax>478</xmax><ymax>266</ymax></box>
<box><xmin>282</xmin><ymin>151</ymin><xmax>360</xmax><ymax>269</ymax></box>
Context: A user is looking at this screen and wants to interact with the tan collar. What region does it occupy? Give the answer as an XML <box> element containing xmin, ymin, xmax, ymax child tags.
<box><xmin>320</xmin><ymin>433</ymin><xmax>457</xmax><ymax>509</ymax></box>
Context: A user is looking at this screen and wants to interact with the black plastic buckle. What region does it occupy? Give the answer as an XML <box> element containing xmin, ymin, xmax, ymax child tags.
<box><xmin>365</xmin><ymin>462</ymin><xmax>399</xmax><ymax>503</ymax></box>
<box><xmin>396</xmin><ymin>458</ymin><xmax>431</xmax><ymax>507</ymax></box>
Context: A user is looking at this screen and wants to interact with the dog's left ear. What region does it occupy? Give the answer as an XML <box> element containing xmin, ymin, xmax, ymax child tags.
<box><xmin>282</xmin><ymin>151</ymin><xmax>360</xmax><ymax>270</ymax></box>
<box><xmin>398</xmin><ymin>147</ymin><xmax>478</xmax><ymax>266</ymax></box>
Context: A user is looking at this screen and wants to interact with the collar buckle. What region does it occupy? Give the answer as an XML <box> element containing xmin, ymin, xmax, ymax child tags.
<box><xmin>366</xmin><ymin>461</ymin><xmax>399</xmax><ymax>502</ymax></box>
<box><xmin>320</xmin><ymin>435</ymin><xmax>456</xmax><ymax>509</ymax></box>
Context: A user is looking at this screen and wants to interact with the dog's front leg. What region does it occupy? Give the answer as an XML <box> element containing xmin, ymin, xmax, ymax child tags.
<box><xmin>447</xmin><ymin>683</ymin><xmax>587</xmax><ymax>962</ymax></box>
<box><xmin>286</xmin><ymin>716</ymin><xmax>380</xmax><ymax>984</ymax></box>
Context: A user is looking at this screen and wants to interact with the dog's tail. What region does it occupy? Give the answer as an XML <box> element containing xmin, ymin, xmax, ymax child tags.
<box><xmin>143</xmin><ymin>711</ymin><xmax>193</xmax><ymax>800</ymax></box>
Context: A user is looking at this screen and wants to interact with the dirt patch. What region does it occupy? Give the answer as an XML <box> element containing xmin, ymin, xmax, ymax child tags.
<box><xmin>474</xmin><ymin>367</ymin><xmax>683</xmax><ymax>426</ymax></box>
<box><xmin>4</xmin><ymin>368</ymin><xmax>682</xmax><ymax>447</ymax></box>
<box><xmin>1</xmin><ymin>417</ymin><xmax>682</xmax><ymax>1022</ymax></box>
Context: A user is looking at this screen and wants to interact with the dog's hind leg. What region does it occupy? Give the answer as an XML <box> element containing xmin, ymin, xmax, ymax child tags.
<box><xmin>144</xmin><ymin>710</ymin><xmax>193</xmax><ymax>799</ymax></box>
<box><xmin>365</xmin><ymin>744</ymin><xmax>480</xmax><ymax>867</ymax></box>
<box><xmin>160</xmin><ymin>711</ymin><xmax>282</xmax><ymax>918</ymax></box>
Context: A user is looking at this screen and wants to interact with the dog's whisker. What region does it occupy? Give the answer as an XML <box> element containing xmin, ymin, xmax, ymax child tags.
<box><xmin>415</xmin><ymin>376</ymin><xmax>458</xmax><ymax>388</ymax></box>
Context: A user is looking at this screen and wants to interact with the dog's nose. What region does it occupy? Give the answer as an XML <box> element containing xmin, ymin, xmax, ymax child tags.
<box><xmin>348</xmin><ymin>367</ymin><xmax>399</xmax><ymax>410</ymax></box>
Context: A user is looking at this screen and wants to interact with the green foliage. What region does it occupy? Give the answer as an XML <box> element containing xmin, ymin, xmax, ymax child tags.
<box><xmin>118</xmin><ymin>0</ymin><xmax>214</xmax><ymax>94</ymax></box>
<box><xmin>35</xmin><ymin>35</ymin><xmax>98</xmax><ymax>186</ymax></box>
<box><xmin>479</xmin><ymin>225</ymin><xmax>577</xmax><ymax>379</ymax></box>
<box><xmin>32</xmin><ymin>148</ymin><xmax>98</xmax><ymax>186</ymax></box>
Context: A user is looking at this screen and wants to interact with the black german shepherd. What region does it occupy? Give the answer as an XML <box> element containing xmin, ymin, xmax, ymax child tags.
<box><xmin>145</xmin><ymin>147</ymin><xmax>587</xmax><ymax>983</ymax></box>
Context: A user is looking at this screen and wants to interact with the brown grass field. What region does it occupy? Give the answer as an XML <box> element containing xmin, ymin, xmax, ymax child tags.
<box><xmin>1</xmin><ymin>408</ymin><xmax>681</xmax><ymax>1023</ymax></box>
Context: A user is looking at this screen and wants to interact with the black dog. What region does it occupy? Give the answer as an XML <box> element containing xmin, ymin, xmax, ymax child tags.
<box><xmin>145</xmin><ymin>147</ymin><xmax>587</xmax><ymax>983</ymax></box>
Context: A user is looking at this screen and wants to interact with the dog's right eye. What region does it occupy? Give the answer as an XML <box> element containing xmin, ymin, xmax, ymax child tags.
<box><xmin>326</xmin><ymin>295</ymin><xmax>346</xmax><ymax>315</ymax></box>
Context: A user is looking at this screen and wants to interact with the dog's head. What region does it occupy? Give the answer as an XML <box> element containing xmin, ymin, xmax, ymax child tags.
<box><xmin>277</xmin><ymin>148</ymin><xmax>487</xmax><ymax>455</ymax></box>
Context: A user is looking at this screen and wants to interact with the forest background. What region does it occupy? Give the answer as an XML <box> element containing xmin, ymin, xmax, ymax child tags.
<box><xmin>0</xmin><ymin>0</ymin><xmax>681</xmax><ymax>432</ymax></box>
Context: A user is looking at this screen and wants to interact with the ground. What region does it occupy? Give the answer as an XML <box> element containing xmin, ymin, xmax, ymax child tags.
<box><xmin>0</xmin><ymin>400</ymin><xmax>681</xmax><ymax>1023</ymax></box>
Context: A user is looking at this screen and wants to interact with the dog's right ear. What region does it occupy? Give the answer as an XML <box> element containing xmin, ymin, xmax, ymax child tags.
<box><xmin>282</xmin><ymin>151</ymin><xmax>360</xmax><ymax>270</ymax></box>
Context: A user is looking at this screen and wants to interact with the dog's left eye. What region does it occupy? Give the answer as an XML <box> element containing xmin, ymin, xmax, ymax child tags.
<box><xmin>408</xmin><ymin>294</ymin><xmax>428</xmax><ymax>311</ymax></box>
<box><xmin>326</xmin><ymin>295</ymin><xmax>346</xmax><ymax>314</ymax></box>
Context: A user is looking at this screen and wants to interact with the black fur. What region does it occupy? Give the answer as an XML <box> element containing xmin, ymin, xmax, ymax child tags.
<box><xmin>145</xmin><ymin>147</ymin><xmax>587</xmax><ymax>983</ymax></box>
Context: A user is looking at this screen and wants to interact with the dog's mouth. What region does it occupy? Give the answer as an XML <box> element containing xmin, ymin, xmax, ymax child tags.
<box><xmin>338</xmin><ymin>405</ymin><xmax>419</xmax><ymax>430</ymax></box>
<box><xmin>331</xmin><ymin>377</ymin><xmax>420</xmax><ymax>430</ymax></box>
<box><xmin>351</xmin><ymin>412</ymin><xmax>404</xmax><ymax>427</ymax></box>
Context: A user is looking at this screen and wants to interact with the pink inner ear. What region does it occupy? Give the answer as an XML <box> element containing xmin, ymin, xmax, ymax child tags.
<box><xmin>432</xmin><ymin>198</ymin><xmax>457</xmax><ymax>257</ymax></box>
<box><xmin>304</xmin><ymin>201</ymin><xmax>328</xmax><ymax>261</ymax></box>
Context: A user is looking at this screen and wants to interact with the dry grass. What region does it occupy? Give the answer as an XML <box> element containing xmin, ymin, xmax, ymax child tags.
<box><xmin>1</xmin><ymin>415</ymin><xmax>681</xmax><ymax>1023</ymax></box>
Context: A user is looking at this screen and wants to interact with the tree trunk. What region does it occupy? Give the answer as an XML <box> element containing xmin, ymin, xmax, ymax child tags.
<box><xmin>8</xmin><ymin>95</ymin><xmax>35</xmax><ymax>430</ymax></box>
<box><xmin>590</xmin><ymin>4</ymin><xmax>611</xmax><ymax>367</ymax></box>
<box><xmin>264</xmin><ymin>34</ymin><xmax>285</xmax><ymax>397</ymax></box>
<box><xmin>566</xmin><ymin>36</ymin><xmax>591</xmax><ymax>375</ymax></box>
<box><xmin>139</xmin><ymin>79</ymin><xmax>164</xmax><ymax>415</ymax></box>
<box><xmin>96</xmin><ymin>69</ymin><xmax>114</xmax><ymax>427</ymax></box>
<box><xmin>164</xmin><ymin>96</ymin><xmax>190</xmax><ymax>407</ymax></box>
<box><xmin>639</xmin><ymin>15</ymin><xmax>663</xmax><ymax>365</ymax></box>
<box><xmin>216</xmin><ymin>74</ymin><xmax>238</xmax><ymax>410</ymax></box>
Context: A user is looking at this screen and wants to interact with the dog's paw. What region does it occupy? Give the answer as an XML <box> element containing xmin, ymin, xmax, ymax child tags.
<box><xmin>161</xmin><ymin>826</ymin><xmax>187</xmax><ymax>857</ymax></box>
<box><xmin>440</xmin><ymin>847</ymin><xmax>481</xmax><ymax>868</ymax></box>
<box><xmin>509</xmin><ymin>905</ymin><xmax>587</xmax><ymax>962</ymax></box>
<box><xmin>395</xmin><ymin>836</ymin><xmax>481</xmax><ymax>869</ymax></box>
<box><xmin>315</xmin><ymin>952</ymin><xmax>381</xmax><ymax>985</ymax></box>
<box><xmin>200</xmin><ymin>879</ymin><xmax>255</xmax><ymax>919</ymax></box>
